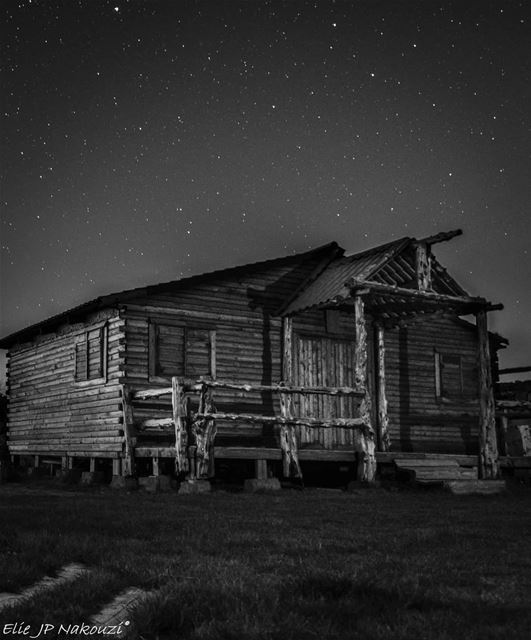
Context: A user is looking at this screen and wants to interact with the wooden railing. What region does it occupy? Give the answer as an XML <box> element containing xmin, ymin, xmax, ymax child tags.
<box><xmin>122</xmin><ymin>377</ymin><xmax>367</xmax><ymax>481</ymax></box>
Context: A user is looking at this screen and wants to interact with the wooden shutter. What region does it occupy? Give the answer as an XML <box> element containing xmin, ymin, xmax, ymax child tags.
<box><xmin>75</xmin><ymin>326</ymin><xmax>105</xmax><ymax>382</ymax></box>
<box><xmin>87</xmin><ymin>328</ymin><xmax>103</xmax><ymax>379</ymax></box>
<box><xmin>75</xmin><ymin>341</ymin><xmax>88</xmax><ymax>381</ymax></box>
<box><xmin>185</xmin><ymin>329</ymin><xmax>216</xmax><ymax>379</ymax></box>
<box><xmin>156</xmin><ymin>324</ymin><xmax>185</xmax><ymax>377</ymax></box>
<box><xmin>435</xmin><ymin>352</ymin><xmax>465</xmax><ymax>399</ymax></box>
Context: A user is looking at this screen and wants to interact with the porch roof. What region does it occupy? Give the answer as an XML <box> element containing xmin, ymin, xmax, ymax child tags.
<box><xmin>279</xmin><ymin>237</ymin><xmax>410</xmax><ymax>315</ymax></box>
<box><xmin>347</xmin><ymin>280</ymin><xmax>503</xmax><ymax>326</ymax></box>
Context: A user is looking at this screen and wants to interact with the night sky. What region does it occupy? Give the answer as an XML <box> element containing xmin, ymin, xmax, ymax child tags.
<box><xmin>1</xmin><ymin>0</ymin><xmax>530</xmax><ymax>387</ymax></box>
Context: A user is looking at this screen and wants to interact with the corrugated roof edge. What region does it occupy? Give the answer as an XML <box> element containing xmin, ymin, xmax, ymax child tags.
<box><xmin>0</xmin><ymin>241</ymin><xmax>340</xmax><ymax>349</ymax></box>
<box><xmin>276</xmin><ymin>243</ymin><xmax>345</xmax><ymax>315</ymax></box>
<box><xmin>281</xmin><ymin>236</ymin><xmax>410</xmax><ymax>316</ymax></box>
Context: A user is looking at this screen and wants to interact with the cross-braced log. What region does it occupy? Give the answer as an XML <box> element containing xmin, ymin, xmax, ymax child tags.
<box><xmin>191</xmin><ymin>382</ymin><xmax>217</xmax><ymax>478</ymax></box>
<box><xmin>172</xmin><ymin>377</ymin><xmax>188</xmax><ymax>475</ymax></box>
<box><xmin>354</xmin><ymin>296</ymin><xmax>377</xmax><ymax>482</ymax></box>
<box><xmin>476</xmin><ymin>311</ymin><xmax>499</xmax><ymax>479</ymax></box>
<box><xmin>279</xmin><ymin>386</ymin><xmax>302</xmax><ymax>478</ymax></box>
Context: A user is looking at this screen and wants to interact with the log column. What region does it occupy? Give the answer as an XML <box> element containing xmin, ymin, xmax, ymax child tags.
<box><xmin>281</xmin><ymin>317</ymin><xmax>302</xmax><ymax>478</ymax></box>
<box><xmin>476</xmin><ymin>310</ymin><xmax>499</xmax><ymax>479</ymax></box>
<box><xmin>375</xmin><ymin>323</ymin><xmax>390</xmax><ymax>452</ymax></box>
<box><xmin>120</xmin><ymin>386</ymin><xmax>135</xmax><ymax>477</ymax></box>
<box><xmin>194</xmin><ymin>382</ymin><xmax>217</xmax><ymax>478</ymax></box>
<box><xmin>353</xmin><ymin>296</ymin><xmax>377</xmax><ymax>482</ymax></box>
<box><xmin>172</xmin><ymin>377</ymin><xmax>188</xmax><ymax>476</ymax></box>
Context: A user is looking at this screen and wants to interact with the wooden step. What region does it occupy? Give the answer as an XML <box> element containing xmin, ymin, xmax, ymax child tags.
<box><xmin>443</xmin><ymin>480</ymin><xmax>506</xmax><ymax>495</ymax></box>
<box><xmin>395</xmin><ymin>458</ymin><xmax>478</xmax><ymax>482</ymax></box>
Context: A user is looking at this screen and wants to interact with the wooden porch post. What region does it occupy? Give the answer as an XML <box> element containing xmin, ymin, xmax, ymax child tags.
<box><xmin>172</xmin><ymin>376</ymin><xmax>187</xmax><ymax>476</ymax></box>
<box><xmin>195</xmin><ymin>382</ymin><xmax>217</xmax><ymax>478</ymax></box>
<box><xmin>281</xmin><ymin>316</ymin><xmax>302</xmax><ymax>478</ymax></box>
<box><xmin>375</xmin><ymin>323</ymin><xmax>390</xmax><ymax>452</ymax></box>
<box><xmin>476</xmin><ymin>310</ymin><xmax>499</xmax><ymax>479</ymax></box>
<box><xmin>120</xmin><ymin>386</ymin><xmax>135</xmax><ymax>477</ymax></box>
<box><xmin>354</xmin><ymin>296</ymin><xmax>377</xmax><ymax>482</ymax></box>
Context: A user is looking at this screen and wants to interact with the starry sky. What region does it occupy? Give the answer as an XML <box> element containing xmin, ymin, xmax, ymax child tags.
<box><xmin>1</xmin><ymin>0</ymin><xmax>530</xmax><ymax>388</ymax></box>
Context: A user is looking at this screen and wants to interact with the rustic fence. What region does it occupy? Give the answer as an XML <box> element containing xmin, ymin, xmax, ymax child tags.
<box><xmin>122</xmin><ymin>377</ymin><xmax>368</xmax><ymax>481</ymax></box>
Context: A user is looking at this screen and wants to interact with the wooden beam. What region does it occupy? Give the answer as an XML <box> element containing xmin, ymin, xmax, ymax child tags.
<box><xmin>279</xmin><ymin>387</ymin><xmax>303</xmax><ymax>478</ymax></box>
<box><xmin>209</xmin><ymin>330</ymin><xmax>217</xmax><ymax>380</ymax></box>
<box><xmin>498</xmin><ymin>366</ymin><xmax>531</xmax><ymax>375</ymax></box>
<box><xmin>133</xmin><ymin>381</ymin><xmax>364</xmax><ymax>400</ymax></box>
<box><xmin>353</xmin><ymin>295</ymin><xmax>376</xmax><ymax>482</ymax></box>
<box><xmin>282</xmin><ymin>316</ymin><xmax>293</xmax><ymax>382</ymax></box>
<box><xmin>415</xmin><ymin>229</ymin><xmax>463</xmax><ymax>246</ymax></box>
<box><xmin>193</xmin><ymin>381</ymin><xmax>217</xmax><ymax>478</ymax></box>
<box><xmin>415</xmin><ymin>243</ymin><xmax>432</xmax><ymax>291</ymax></box>
<box><xmin>193</xmin><ymin>412</ymin><xmax>367</xmax><ymax>430</ymax></box>
<box><xmin>496</xmin><ymin>400</ymin><xmax>531</xmax><ymax>411</ymax></box>
<box><xmin>172</xmin><ymin>376</ymin><xmax>187</xmax><ymax>475</ymax></box>
<box><xmin>375</xmin><ymin>324</ymin><xmax>390</xmax><ymax>452</ymax></box>
<box><xmin>120</xmin><ymin>386</ymin><xmax>136</xmax><ymax>477</ymax></box>
<box><xmin>280</xmin><ymin>317</ymin><xmax>302</xmax><ymax>479</ymax></box>
<box><xmin>349</xmin><ymin>278</ymin><xmax>502</xmax><ymax>311</ymax></box>
<box><xmin>476</xmin><ymin>310</ymin><xmax>500</xmax><ymax>479</ymax></box>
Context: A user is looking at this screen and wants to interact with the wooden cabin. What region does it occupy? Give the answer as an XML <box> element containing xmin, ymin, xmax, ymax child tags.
<box><xmin>0</xmin><ymin>230</ymin><xmax>508</xmax><ymax>485</ymax></box>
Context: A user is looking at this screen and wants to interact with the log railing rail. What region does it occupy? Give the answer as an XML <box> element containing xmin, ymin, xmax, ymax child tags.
<box><xmin>126</xmin><ymin>377</ymin><xmax>369</xmax><ymax>482</ymax></box>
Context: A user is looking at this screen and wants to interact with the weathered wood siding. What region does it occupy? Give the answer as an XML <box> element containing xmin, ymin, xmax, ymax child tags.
<box><xmin>384</xmin><ymin>316</ymin><xmax>480</xmax><ymax>454</ymax></box>
<box><xmin>122</xmin><ymin>258</ymin><xmax>326</xmax><ymax>447</ymax></box>
<box><xmin>6</xmin><ymin>311</ymin><xmax>125</xmax><ymax>458</ymax></box>
<box><xmin>291</xmin><ymin>308</ymin><xmax>364</xmax><ymax>449</ymax></box>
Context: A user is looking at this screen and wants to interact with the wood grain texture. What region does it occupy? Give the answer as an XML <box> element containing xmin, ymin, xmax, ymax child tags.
<box><xmin>476</xmin><ymin>310</ymin><xmax>499</xmax><ymax>479</ymax></box>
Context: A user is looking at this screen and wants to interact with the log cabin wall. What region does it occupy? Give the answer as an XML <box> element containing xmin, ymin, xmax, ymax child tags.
<box><xmin>290</xmin><ymin>308</ymin><xmax>366</xmax><ymax>450</ymax></box>
<box><xmin>384</xmin><ymin>315</ymin><xmax>480</xmax><ymax>454</ymax></box>
<box><xmin>121</xmin><ymin>258</ymin><xmax>325</xmax><ymax>448</ymax></box>
<box><xmin>6</xmin><ymin>311</ymin><xmax>125</xmax><ymax>459</ymax></box>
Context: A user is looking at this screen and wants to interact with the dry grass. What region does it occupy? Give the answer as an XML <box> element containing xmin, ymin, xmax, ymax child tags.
<box><xmin>0</xmin><ymin>480</ymin><xmax>530</xmax><ymax>639</ymax></box>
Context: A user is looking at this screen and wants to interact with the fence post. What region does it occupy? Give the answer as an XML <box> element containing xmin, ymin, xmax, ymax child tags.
<box><xmin>120</xmin><ymin>385</ymin><xmax>136</xmax><ymax>477</ymax></box>
<box><xmin>279</xmin><ymin>387</ymin><xmax>302</xmax><ymax>478</ymax></box>
<box><xmin>354</xmin><ymin>295</ymin><xmax>377</xmax><ymax>482</ymax></box>
<box><xmin>194</xmin><ymin>381</ymin><xmax>217</xmax><ymax>478</ymax></box>
<box><xmin>281</xmin><ymin>317</ymin><xmax>302</xmax><ymax>479</ymax></box>
<box><xmin>476</xmin><ymin>310</ymin><xmax>499</xmax><ymax>479</ymax></box>
<box><xmin>375</xmin><ymin>323</ymin><xmax>390</xmax><ymax>452</ymax></box>
<box><xmin>172</xmin><ymin>377</ymin><xmax>187</xmax><ymax>475</ymax></box>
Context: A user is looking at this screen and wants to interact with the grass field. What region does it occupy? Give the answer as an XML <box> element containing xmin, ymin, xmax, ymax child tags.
<box><xmin>1</xmin><ymin>481</ymin><xmax>530</xmax><ymax>639</ymax></box>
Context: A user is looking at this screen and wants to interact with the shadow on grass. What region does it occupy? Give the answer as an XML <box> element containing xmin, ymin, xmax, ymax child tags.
<box><xmin>131</xmin><ymin>570</ymin><xmax>530</xmax><ymax>640</ymax></box>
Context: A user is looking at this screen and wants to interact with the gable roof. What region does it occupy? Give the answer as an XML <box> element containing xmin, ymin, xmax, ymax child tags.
<box><xmin>0</xmin><ymin>233</ymin><xmax>484</xmax><ymax>349</ymax></box>
<box><xmin>281</xmin><ymin>235</ymin><xmax>468</xmax><ymax>315</ymax></box>
<box><xmin>0</xmin><ymin>242</ymin><xmax>340</xmax><ymax>349</ymax></box>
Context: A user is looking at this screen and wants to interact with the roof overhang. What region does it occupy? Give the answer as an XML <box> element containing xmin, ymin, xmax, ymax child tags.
<box><xmin>289</xmin><ymin>279</ymin><xmax>504</xmax><ymax>331</ymax></box>
<box><xmin>348</xmin><ymin>279</ymin><xmax>503</xmax><ymax>318</ymax></box>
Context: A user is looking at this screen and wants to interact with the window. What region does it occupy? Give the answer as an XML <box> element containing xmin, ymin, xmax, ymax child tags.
<box><xmin>75</xmin><ymin>326</ymin><xmax>106</xmax><ymax>382</ymax></box>
<box><xmin>435</xmin><ymin>351</ymin><xmax>476</xmax><ymax>401</ymax></box>
<box><xmin>149</xmin><ymin>322</ymin><xmax>216</xmax><ymax>380</ymax></box>
<box><xmin>325</xmin><ymin>309</ymin><xmax>341</xmax><ymax>334</ymax></box>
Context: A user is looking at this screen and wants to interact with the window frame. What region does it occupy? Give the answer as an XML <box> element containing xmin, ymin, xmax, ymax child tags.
<box><xmin>434</xmin><ymin>349</ymin><xmax>464</xmax><ymax>402</ymax></box>
<box><xmin>148</xmin><ymin>321</ymin><xmax>216</xmax><ymax>382</ymax></box>
<box><xmin>74</xmin><ymin>323</ymin><xmax>108</xmax><ymax>386</ymax></box>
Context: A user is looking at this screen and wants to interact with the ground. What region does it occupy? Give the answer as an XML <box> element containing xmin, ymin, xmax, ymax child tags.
<box><xmin>0</xmin><ymin>479</ymin><xmax>530</xmax><ymax>639</ymax></box>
